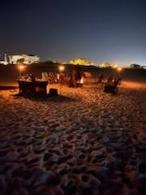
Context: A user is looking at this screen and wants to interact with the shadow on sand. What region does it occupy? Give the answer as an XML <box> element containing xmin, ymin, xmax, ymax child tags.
<box><xmin>0</xmin><ymin>86</ymin><xmax>18</xmax><ymax>90</ymax></box>
<box><xmin>12</xmin><ymin>93</ymin><xmax>76</xmax><ymax>103</ymax></box>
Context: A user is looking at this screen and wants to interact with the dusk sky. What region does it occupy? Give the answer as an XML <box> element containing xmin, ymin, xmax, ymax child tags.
<box><xmin>1</xmin><ymin>0</ymin><xmax>146</xmax><ymax>65</ymax></box>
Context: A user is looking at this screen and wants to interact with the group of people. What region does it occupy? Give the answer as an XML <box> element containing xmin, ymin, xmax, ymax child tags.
<box><xmin>19</xmin><ymin>73</ymin><xmax>36</xmax><ymax>82</ymax></box>
<box><xmin>97</xmin><ymin>74</ymin><xmax>122</xmax><ymax>86</ymax></box>
<box><xmin>97</xmin><ymin>74</ymin><xmax>122</xmax><ymax>94</ymax></box>
<box><xmin>19</xmin><ymin>70</ymin><xmax>122</xmax><ymax>94</ymax></box>
<box><xmin>19</xmin><ymin>69</ymin><xmax>84</xmax><ymax>88</ymax></box>
<box><xmin>47</xmin><ymin>68</ymin><xmax>84</xmax><ymax>87</ymax></box>
<box><xmin>58</xmin><ymin>71</ymin><xmax>84</xmax><ymax>87</ymax></box>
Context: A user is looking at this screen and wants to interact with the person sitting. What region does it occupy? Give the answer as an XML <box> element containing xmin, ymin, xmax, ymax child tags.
<box><xmin>97</xmin><ymin>74</ymin><xmax>104</xmax><ymax>84</ymax></box>
<box><xmin>30</xmin><ymin>74</ymin><xmax>36</xmax><ymax>82</ymax></box>
<box><xmin>107</xmin><ymin>75</ymin><xmax>113</xmax><ymax>84</ymax></box>
<box><xmin>114</xmin><ymin>77</ymin><xmax>122</xmax><ymax>86</ymax></box>
<box><xmin>104</xmin><ymin>76</ymin><xmax>121</xmax><ymax>95</ymax></box>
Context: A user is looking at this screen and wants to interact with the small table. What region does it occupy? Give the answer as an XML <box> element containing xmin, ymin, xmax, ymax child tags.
<box><xmin>18</xmin><ymin>80</ymin><xmax>48</xmax><ymax>96</ymax></box>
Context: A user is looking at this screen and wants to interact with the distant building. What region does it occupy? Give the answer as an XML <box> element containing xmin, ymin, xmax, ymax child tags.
<box><xmin>142</xmin><ymin>66</ymin><xmax>146</xmax><ymax>69</ymax></box>
<box><xmin>0</xmin><ymin>54</ymin><xmax>8</xmax><ymax>65</ymax></box>
<box><xmin>99</xmin><ymin>62</ymin><xmax>111</xmax><ymax>68</ymax></box>
<box><xmin>130</xmin><ymin>64</ymin><xmax>142</xmax><ymax>69</ymax></box>
<box><xmin>8</xmin><ymin>54</ymin><xmax>40</xmax><ymax>64</ymax></box>
<box><xmin>0</xmin><ymin>60</ymin><xmax>8</xmax><ymax>65</ymax></box>
<box><xmin>69</xmin><ymin>58</ymin><xmax>94</xmax><ymax>66</ymax></box>
<box><xmin>0</xmin><ymin>54</ymin><xmax>40</xmax><ymax>65</ymax></box>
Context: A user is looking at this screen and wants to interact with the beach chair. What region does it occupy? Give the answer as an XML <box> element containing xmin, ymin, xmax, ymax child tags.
<box><xmin>104</xmin><ymin>78</ymin><xmax>121</xmax><ymax>95</ymax></box>
<box><xmin>104</xmin><ymin>83</ymin><xmax>118</xmax><ymax>94</ymax></box>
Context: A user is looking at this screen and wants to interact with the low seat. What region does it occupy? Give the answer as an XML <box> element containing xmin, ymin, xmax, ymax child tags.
<box><xmin>49</xmin><ymin>88</ymin><xmax>58</xmax><ymax>96</ymax></box>
<box><xmin>104</xmin><ymin>84</ymin><xmax>118</xmax><ymax>94</ymax></box>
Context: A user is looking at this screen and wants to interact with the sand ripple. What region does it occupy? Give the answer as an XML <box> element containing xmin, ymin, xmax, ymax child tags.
<box><xmin>0</xmin><ymin>84</ymin><xmax>146</xmax><ymax>194</ymax></box>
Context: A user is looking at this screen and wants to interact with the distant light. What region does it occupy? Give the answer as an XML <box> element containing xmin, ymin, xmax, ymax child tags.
<box><xmin>113</xmin><ymin>64</ymin><xmax>118</xmax><ymax>69</ymax></box>
<box><xmin>18</xmin><ymin>64</ymin><xmax>25</xmax><ymax>73</ymax></box>
<box><xmin>117</xmin><ymin>67</ymin><xmax>123</xmax><ymax>72</ymax></box>
<box><xmin>19</xmin><ymin>64</ymin><xmax>25</xmax><ymax>70</ymax></box>
<box><xmin>59</xmin><ymin>65</ymin><xmax>65</xmax><ymax>72</ymax></box>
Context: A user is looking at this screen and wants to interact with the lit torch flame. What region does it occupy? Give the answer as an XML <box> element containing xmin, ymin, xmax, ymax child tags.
<box><xmin>80</xmin><ymin>77</ymin><xmax>84</xmax><ymax>84</ymax></box>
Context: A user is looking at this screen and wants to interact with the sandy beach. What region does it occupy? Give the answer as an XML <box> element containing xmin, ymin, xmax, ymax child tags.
<box><xmin>0</xmin><ymin>82</ymin><xmax>146</xmax><ymax>194</ymax></box>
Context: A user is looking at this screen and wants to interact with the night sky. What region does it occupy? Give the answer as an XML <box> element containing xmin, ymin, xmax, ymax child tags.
<box><xmin>0</xmin><ymin>0</ymin><xmax>146</xmax><ymax>65</ymax></box>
